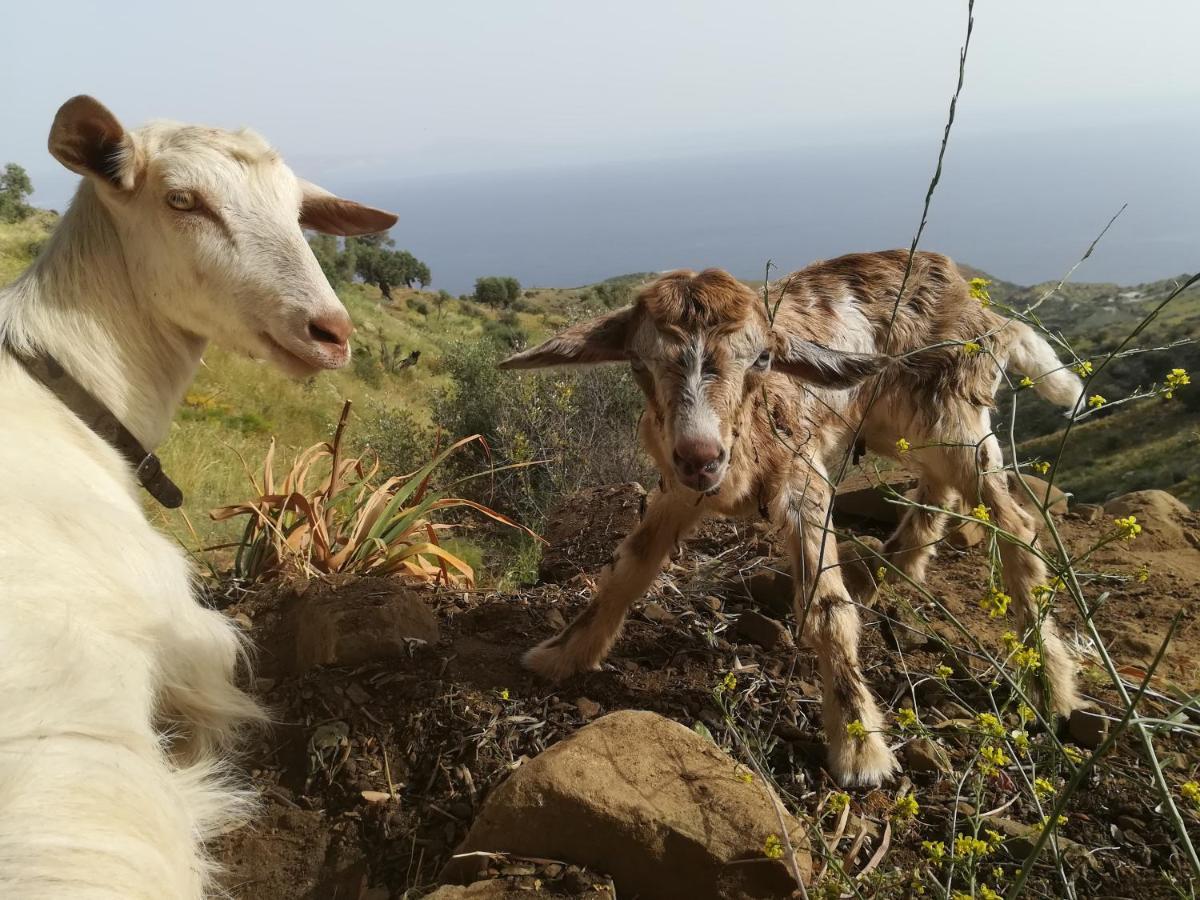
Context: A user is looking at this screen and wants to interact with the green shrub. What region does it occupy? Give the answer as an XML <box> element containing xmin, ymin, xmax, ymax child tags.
<box><xmin>434</xmin><ymin>338</ymin><xmax>649</xmax><ymax>526</ymax></box>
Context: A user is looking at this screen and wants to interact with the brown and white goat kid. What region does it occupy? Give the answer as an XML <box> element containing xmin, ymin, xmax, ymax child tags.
<box><xmin>0</xmin><ymin>97</ymin><xmax>396</xmax><ymax>898</ymax></box>
<box><xmin>501</xmin><ymin>251</ymin><xmax>1085</xmax><ymax>786</ymax></box>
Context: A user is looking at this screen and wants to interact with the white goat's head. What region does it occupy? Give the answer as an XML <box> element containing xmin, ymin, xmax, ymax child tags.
<box><xmin>501</xmin><ymin>269</ymin><xmax>885</xmax><ymax>492</ymax></box>
<box><xmin>47</xmin><ymin>95</ymin><xmax>397</xmax><ymax>377</ymax></box>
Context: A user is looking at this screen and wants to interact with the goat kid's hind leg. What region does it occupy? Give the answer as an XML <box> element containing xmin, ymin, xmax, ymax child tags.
<box><xmin>782</xmin><ymin>478</ymin><xmax>898</xmax><ymax>787</ymax></box>
<box><xmin>879</xmin><ymin>478</ymin><xmax>957</xmax><ymax>589</ymax></box>
<box><xmin>976</xmin><ymin>459</ymin><xmax>1081</xmax><ymax>716</ymax></box>
<box><xmin>524</xmin><ymin>490</ymin><xmax>702</xmax><ymax>681</ymax></box>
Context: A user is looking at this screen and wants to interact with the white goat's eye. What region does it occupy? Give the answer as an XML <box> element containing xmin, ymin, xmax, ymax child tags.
<box><xmin>753</xmin><ymin>350</ymin><xmax>771</xmax><ymax>369</ymax></box>
<box><xmin>166</xmin><ymin>190</ymin><xmax>197</xmax><ymax>211</ymax></box>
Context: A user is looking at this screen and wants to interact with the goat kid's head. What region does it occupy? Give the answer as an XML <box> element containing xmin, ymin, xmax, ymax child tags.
<box><xmin>48</xmin><ymin>95</ymin><xmax>397</xmax><ymax>377</ymax></box>
<box><xmin>501</xmin><ymin>269</ymin><xmax>886</xmax><ymax>493</ymax></box>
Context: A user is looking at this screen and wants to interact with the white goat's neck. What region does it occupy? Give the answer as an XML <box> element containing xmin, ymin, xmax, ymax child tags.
<box><xmin>1</xmin><ymin>183</ymin><xmax>205</xmax><ymax>448</ymax></box>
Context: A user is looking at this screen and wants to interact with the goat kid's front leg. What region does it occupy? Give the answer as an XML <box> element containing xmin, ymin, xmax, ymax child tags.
<box><xmin>524</xmin><ymin>490</ymin><xmax>701</xmax><ymax>681</ymax></box>
<box><xmin>783</xmin><ymin>481</ymin><xmax>899</xmax><ymax>787</ymax></box>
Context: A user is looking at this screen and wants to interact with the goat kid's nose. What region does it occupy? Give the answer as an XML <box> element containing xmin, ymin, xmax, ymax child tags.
<box><xmin>673</xmin><ymin>437</ymin><xmax>726</xmax><ymax>476</ymax></box>
<box><xmin>307</xmin><ymin>309</ymin><xmax>354</xmax><ymax>347</ymax></box>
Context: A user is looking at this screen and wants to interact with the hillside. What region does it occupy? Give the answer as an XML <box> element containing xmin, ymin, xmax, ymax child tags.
<box><xmin>2</xmin><ymin>211</ymin><xmax>1196</xmax><ymax>563</ymax></box>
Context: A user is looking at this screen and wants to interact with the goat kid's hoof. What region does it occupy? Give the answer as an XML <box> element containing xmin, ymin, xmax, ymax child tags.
<box><xmin>522</xmin><ymin>642</ymin><xmax>602</xmax><ymax>682</ymax></box>
<box><xmin>829</xmin><ymin>734</ymin><xmax>901</xmax><ymax>788</ymax></box>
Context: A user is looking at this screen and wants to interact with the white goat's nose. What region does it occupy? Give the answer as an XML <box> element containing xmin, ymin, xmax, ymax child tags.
<box><xmin>307</xmin><ymin>310</ymin><xmax>354</xmax><ymax>347</ymax></box>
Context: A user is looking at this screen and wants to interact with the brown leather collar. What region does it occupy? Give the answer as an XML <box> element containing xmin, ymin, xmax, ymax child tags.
<box><xmin>7</xmin><ymin>345</ymin><xmax>183</xmax><ymax>508</ymax></box>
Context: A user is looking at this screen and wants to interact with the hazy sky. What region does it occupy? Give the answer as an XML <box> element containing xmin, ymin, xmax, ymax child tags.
<box><xmin>3</xmin><ymin>1</ymin><xmax>1197</xmax><ymax>288</ymax></box>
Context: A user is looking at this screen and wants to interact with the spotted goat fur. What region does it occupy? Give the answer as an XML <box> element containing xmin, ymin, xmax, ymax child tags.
<box><xmin>502</xmin><ymin>250</ymin><xmax>1085</xmax><ymax>786</ymax></box>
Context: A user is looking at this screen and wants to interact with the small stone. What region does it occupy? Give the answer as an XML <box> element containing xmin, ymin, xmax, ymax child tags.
<box><xmin>345</xmin><ymin>682</ymin><xmax>370</xmax><ymax>705</ymax></box>
<box><xmin>901</xmin><ymin>738</ymin><xmax>951</xmax><ymax>775</ymax></box>
<box><xmin>1073</xmin><ymin>503</ymin><xmax>1103</xmax><ymax>524</ymax></box>
<box><xmin>642</xmin><ymin>602</ymin><xmax>676</xmax><ymax>624</ymax></box>
<box><xmin>546</xmin><ymin>607</ymin><xmax>567</xmax><ymax>630</ymax></box>
<box><xmin>1068</xmin><ymin>708</ymin><xmax>1109</xmax><ymax>750</ymax></box>
<box><xmin>734</xmin><ymin>610</ymin><xmax>793</xmax><ymax>651</ymax></box>
<box><xmin>576</xmin><ymin>697</ymin><xmax>602</xmax><ymax>719</ymax></box>
<box><xmin>233</xmin><ymin>612</ymin><xmax>253</xmax><ymax>630</ymax></box>
<box><xmin>701</xmin><ymin>595</ymin><xmax>723</xmax><ymax>611</ymax></box>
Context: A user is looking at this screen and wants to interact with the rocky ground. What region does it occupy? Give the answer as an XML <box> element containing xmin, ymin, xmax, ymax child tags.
<box><xmin>211</xmin><ymin>480</ymin><xmax>1200</xmax><ymax>899</ymax></box>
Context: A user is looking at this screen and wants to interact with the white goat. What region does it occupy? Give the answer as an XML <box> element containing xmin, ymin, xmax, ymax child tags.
<box><xmin>0</xmin><ymin>96</ymin><xmax>396</xmax><ymax>898</ymax></box>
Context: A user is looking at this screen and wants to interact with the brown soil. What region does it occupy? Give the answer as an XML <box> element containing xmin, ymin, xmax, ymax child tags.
<box><xmin>212</xmin><ymin>503</ymin><xmax>1200</xmax><ymax>899</ymax></box>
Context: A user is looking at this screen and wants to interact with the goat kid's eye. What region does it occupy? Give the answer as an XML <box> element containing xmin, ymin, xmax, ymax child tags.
<box><xmin>166</xmin><ymin>190</ymin><xmax>198</xmax><ymax>212</ymax></box>
<box><xmin>753</xmin><ymin>351</ymin><xmax>771</xmax><ymax>369</ymax></box>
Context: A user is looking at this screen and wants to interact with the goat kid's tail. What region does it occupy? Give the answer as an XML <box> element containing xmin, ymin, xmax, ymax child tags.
<box><xmin>1000</xmin><ymin>320</ymin><xmax>1086</xmax><ymax>417</ymax></box>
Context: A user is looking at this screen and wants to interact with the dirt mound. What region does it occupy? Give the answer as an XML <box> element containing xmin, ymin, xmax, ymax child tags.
<box><xmin>443</xmin><ymin>710</ymin><xmax>809</xmax><ymax>899</ymax></box>
<box><xmin>1105</xmin><ymin>489</ymin><xmax>1197</xmax><ymax>550</ymax></box>
<box><xmin>538</xmin><ymin>482</ymin><xmax>647</xmax><ymax>583</ymax></box>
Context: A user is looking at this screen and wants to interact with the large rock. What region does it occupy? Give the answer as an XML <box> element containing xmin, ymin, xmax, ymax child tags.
<box><xmin>539</xmin><ymin>483</ymin><xmax>647</xmax><ymax>583</ymax></box>
<box><xmin>1105</xmin><ymin>490</ymin><xmax>1192</xmax><ymax>548</ymax></box>
<box><xmin>833</xmin><ymin>471</ymin><xmax>916</xmax><ymax>525</ymax></box>
<box><xmin>442</xmin><ymin>711</ymin><xmax>811</xmax><ymax>899</ymax></box>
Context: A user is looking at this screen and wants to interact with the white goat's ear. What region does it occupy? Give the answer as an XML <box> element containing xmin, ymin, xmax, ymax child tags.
<box><xmin>48</xmin><ymin>96</ymin><xmax>141</xmax><ymax>191</ymax></box>
<box><xmin>773</xmin><ymin>337</ymin><xmax>888</xmax><ymax>388</ymax></box>
<box><xmin>499</xmin><ymin>307</ymin><xmax>636</xmax><ymax>370</ymax></box>
<box><xmin>299</xmin><ymin>179</ymin><xmax>398</xmax><ymax>236</ymax></box>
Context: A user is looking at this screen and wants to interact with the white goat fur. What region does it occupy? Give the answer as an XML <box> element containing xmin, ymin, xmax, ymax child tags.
<box><xmin>0</xmin><ymin>97</ymin><xmax>395</xmax><ymax>898</ymax></box>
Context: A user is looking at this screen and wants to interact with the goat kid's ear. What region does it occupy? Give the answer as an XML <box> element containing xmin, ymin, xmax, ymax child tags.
<box><xmin>299</xmin><ymin>179</ymin><xmax>398</xmax><ymax>236</ymax></box>
<box><xmin>773</xmin><ymin>336</ymin><xmax>889</xmax><ymax>388</ymax></box>
<box><xmin>48</xmin><ymin>96</ymin><xmax>141</xmax><ymax>191</ymax></box>
<box><xmin>499</xmin><ymin>307</ymin><xmax>636</xmax><ymax>370</ymax></box>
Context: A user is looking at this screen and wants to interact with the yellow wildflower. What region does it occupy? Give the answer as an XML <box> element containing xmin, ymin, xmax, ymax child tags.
<box><xmin>979</xmin><ymin>886</ymin><xmax>1003</xmax><ymax>900</ymax></box>
<box><xmin>1063</xmin><ymin>744</ymin><xmax>1084</xmax><ymax>764</ymax></box>
<box><xmin>1114</xmin><ymin>515</ymin><xmax>1141</xmax><ymax>541</ymax></box>
<box><xmin>1087</xmin><ymin>393</ymin><xmax>1107</xmax><ymax>409</ymax></box>
<box><xmin>976</xmin><ymin>712</ymin><xmax>1006</xmax><ymax>739</ymax></box>
<box><xmin>717</xmin><ymin>672</ymin><xmax>737</xmax><ymax>694</ymax></box>
<box><xmin>922</xmin><ymin>839</ymin><xmax>947</xmax><ymax>862</ymax></box>
<box><xmin>1135</xmin><ymin>564</ymin><xmax>1150</xmax><ymax>583</ymax></box>
<box><xmin>734</xmin><ymin>766</ymin><xmax>754</xmax><ymax>784</ymax></box>
<box><xmin>1010</xmin><ymin>729</ymin><xmax>1030</xmax><ymax>755</ymax></box>
<box><xmin>846</xmin><ymin>720</ymin><xmax>868</xmax><ymax>741</ymax></box>
<box><xmin>896</xmin><ymin>436</ymin><xmax>911</xmax><ymax>454</ymax></box>
<box><xmin>892</xmin><ymin>794</ymin><xmax>920</xmax><ymax>822</ymax></box>
<box><xmin>1032</xmin><ymin>460</ymin><xmax>1051</xmax><ymax>475</ymax></box>
<box><xmin>1181</xmin><ymin>781</ymin><xmax>1200</xmax><ymax>808</ymax></box>
<box><xmin>985</xmin><ymin>829</ymin><xmax>1004</xmax><ymax>850</ymax></box>
<box><xmin>963</xmin><ymin>340</ymin><xmax>982</xmax><ymax>356</ymax></box>
<box><xmin>498</xmin><ymin>688</ymin><xmax>510</xmax><ymax>701</ymax></box>
<box><xmin>971</xmin><ymin>503</ymin><xmax>991</xmax><ymax>522</ymax></box>
<box><xmin>1012</xmin><ymin>645</ymin><xmax>1042</xmax><ymax>671</ymax></box>
<box><xmin>935</xmin><ymin>664</ymin><xmax>954</xmax><ymax>680</ymax></box>
<box><xmin>978</xmin><ymin>743</ymin><xmax>1010</xmax><ymax>776</ymax></box>
<box><xmin>1019</xmin><ymin>375</ymin><xmax>1035</xmax><ymax>388</ymax></box>
<box><xmin>1164</xmin><ymin>367</ymin><xmax>1190</xmax><ymax>399</ymax></box>
<box><xmin>1034</xmin><ymin>777</ymin><xmax>1057</xmax><ymax>800</ymax></box>
<box><xmin>954</xmin><ymin>834</ymin><xmax>990</xmax><ymax>859</ymax></box>
<box><xmin>1074</xmin><ymin>360</ymin><xmax>1094</xmax><ymax>377</ymax></box>
<box><xmin>969</xmin><ymin>277</ymin><xmax>992</xmax><ymax>305</ymax></box>
<box><xmin>979</xmin><ymin>587</ymin><xmax>1011</xmax><ymax>618</ymax></box>
<box><xmin>763</xmin><ymin>833</ymin><xmax>784</xmax><ymax>859</ymax></box>
<box><xmin>1040</xmin><ymin>814</ymin><xmax>1068</xmax><ymax>831</ymax></box>
<box><xmin>1002</xmin><ymin>630</ymin><xmax>1020</xmax><ymax>652</ymax></box>
<box><xmin>827</xmin><ymin>791</ymin><xmax>850</xmax><ymax>814</ymax></box>
<box><xmin>896</xmin><ymin>707</ymin><xmax>919</xmax><ymax>731</ymax></box>
<box><xmin>1018</xmin><ymin>703</ymin><xmax>1036</xmax><ymax>724</ymax></box>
